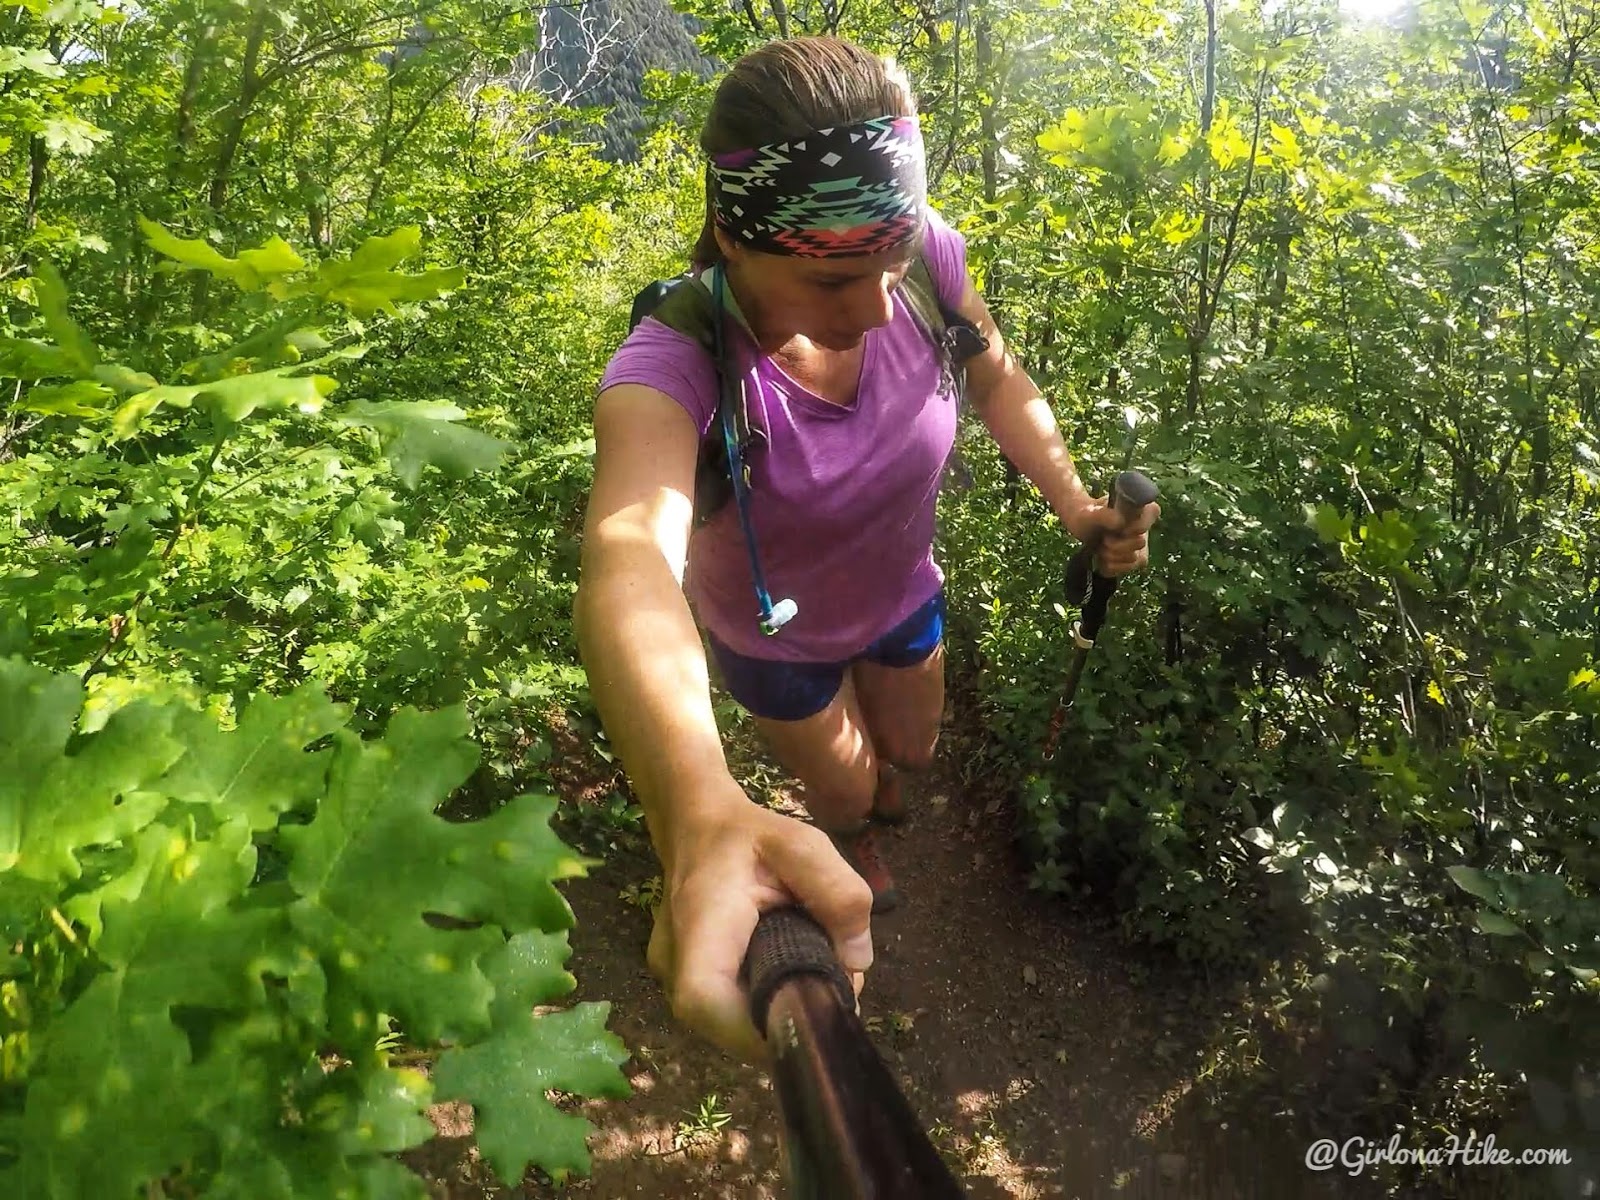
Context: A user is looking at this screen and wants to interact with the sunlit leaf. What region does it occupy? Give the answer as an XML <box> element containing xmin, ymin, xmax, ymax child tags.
<box><xmin>19</xmin><ymin>380</ymin><xmax>112</xmax><ymax>417</ymax></box>
<box><xmin>139</xmin><ymin>219</ymin><xmax>306</xmax><ymax>292</ymax></box>
<box><xmin>29</xmin><ymin>262</ymin><xmax>99</xmax><ymax>372</ymax></box>
<box><xmin>40</xmin><ymin>114</ymin><xmax>106</xmax><ymax>155</ymax></box>
<box><xmin>0</xmin><ymin>47</ymin><xmax>65</xmax><ymax>77</ymax></box>
<box><xmin>113</xmin><ymin>365</ymin><xmax>338</xmax><ymax>438</ymax></box>
<box><xmin>336</xmin><ymin>400</ymin><xmax>508</xmax><ymax>488</ymax></box>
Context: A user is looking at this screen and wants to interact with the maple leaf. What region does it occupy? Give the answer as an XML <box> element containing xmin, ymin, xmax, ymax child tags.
<box><xmin>281</xmin><ymin>706</ymin><xmax>592</xmax><ymax>1043</ymax></box>
<box><xmin>199</xmin><ymin>1056</ymin><xmax>435</xmax><ymax>1200</ymax></box>
<box><xmin>336</xmin><ymin>400</ymin><xmax>508</xmax><ymax>489</ymax></box>
<box><xmin>14</xmin><ymin>818</ymin><xmax>305</xmax><ymax>1196</ymax></box>
<box><xmin>432</xmin><ymin>933</ymin><xmax>630</xmax><ymax>1183</ymax></box>
<box><xmin>0</xmin><ymin>659</ymin><xmax>184</xmax><ymax>885</ymax></box>
<box><xmin>158</xmin><ymin>683</ymin><xmax>345</xmax><ymax>830</ymax></box>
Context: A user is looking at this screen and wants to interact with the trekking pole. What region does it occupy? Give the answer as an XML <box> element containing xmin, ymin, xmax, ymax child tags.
<box><xmin>742</xmin><ymin>906</ymin><xmax>969</xmax><ymax>1200</ymax></box>
<box><xmin>1041</xmin><ymin>468</ymin><xmax>1160</xmax><ymax>762</ymax></box>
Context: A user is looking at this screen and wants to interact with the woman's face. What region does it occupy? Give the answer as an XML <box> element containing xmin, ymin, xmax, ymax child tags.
<box><xmin>720</xmin><ymin>232</ymin><xmax>920</xmax><ymax>352</ymax></box>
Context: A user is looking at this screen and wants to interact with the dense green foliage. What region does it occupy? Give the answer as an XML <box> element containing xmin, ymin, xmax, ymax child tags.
<box><xmin>925</xmin><ymin>0</ymin><xmax>1600</xmax><ymax>1187</ymax></box>
<box><xmin>2</xmin><ymin>0</ymin><xmax>1596</xmax><ymax>1194</ymax></box>
<box><xmin>1</xmin><ymin>0</ymin><xmax>674</xmax><ymax>1189</ymax></box>
<box><xmin>0</xmin><ymin>659</ymin><xmax>628</xmax><ymax>1196</ymax></box>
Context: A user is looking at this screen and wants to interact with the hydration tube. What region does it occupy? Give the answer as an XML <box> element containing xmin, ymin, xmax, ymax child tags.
<box><xmin>711</xmin><ymin>267</ymin><xmax>797</xmax><ymax>636</ymax></box>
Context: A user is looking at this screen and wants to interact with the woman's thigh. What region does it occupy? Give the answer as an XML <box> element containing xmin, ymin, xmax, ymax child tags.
<box><xmin>752</xmin><ymin>673</ymin><xmax>880</xmax><ymax>828</ymax></box>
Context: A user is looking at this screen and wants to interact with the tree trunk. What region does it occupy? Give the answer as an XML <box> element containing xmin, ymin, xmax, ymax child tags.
<box><xmin>1262</xmin><ymin>202</ymin><xmax>1293</xmax><ymax>358</ymax></box>
<box><xmin>207</xmin><ymin>7</ymin><xmax>269</xmax><ymax>216</ymax></box>
<box><xmin>195</xmin><ymin>3</ymin><xmax>270</xmax><ymax>319</ymax></box>
<box><xmin>25</xmin><ymin>134</ymin><xmax>47</xmax><ymax>232</ymax></box>
<box><xmin>168</xmin><ymin>27</ymin><xmax>213</xmax><ymax>187</ymax></box>
<box><xmin>1186</xmin><ymin>0</ymin><xmax>1218</xmax><ymax>419</ymax></box>
<box><xmin>363</xmin><ymin>57</ymin><xmax>399</xmax><ymax>222</ymax></box>
<box><xmin>975</xmin><ymin>0</ymin><xmax>1021</xmax><ymax>503</ymax></box>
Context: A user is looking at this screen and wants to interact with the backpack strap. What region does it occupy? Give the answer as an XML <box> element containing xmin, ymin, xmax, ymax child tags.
<box><xmin>640</xmin><ymin>275</ymin><xmax>714</xmax><ymax>348</ymax></box>
<box><xmin>898</xmin><ymin>253</ymin><xmax>989</xmax><ymax>499</ymax></box>
<box><xmin>899</xmin><ymin>254</ymin><xmax>990</xmax><ymax>369</ymax></box>
<box><xmin>898</xmin><ymin>255</ymin><xmax>948</xmax><ymax>350</ymax></box>
<box><xmin>629</xmin><ymin>274</ymin><xmax>753</xmax><ymax>527</ymax></box>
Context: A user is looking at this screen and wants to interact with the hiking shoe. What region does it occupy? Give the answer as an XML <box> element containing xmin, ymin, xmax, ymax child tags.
<box><xmin>830</xmin><ymin>823</ymin><xmax>903</xmax><ymax>914</ymax></box>
<box><xmin>871</xmin><ymin>766</ymin><xmax>908</xmax><ymax>827</ymax></box>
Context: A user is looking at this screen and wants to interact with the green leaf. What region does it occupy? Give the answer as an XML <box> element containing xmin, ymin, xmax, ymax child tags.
<box><xmin>1153</xmin><ymin>210</ymin><xmax>1203</xmax><ymax>245</ymax></box>
<box><xmin>337</xmin><ymin>400</ymin><xmax>508</xmax><ymax>489</ymax></box>
<box><xmin>40</xmin><ymin>113</ymin><xmax>106</xmax><ymax>155</ymax></box>
<box><xmin>347</xmin><ymin>226</ymin><xmax>424</xmax><ymax>274</ymax></box>
<box><xmin>90</xmin><ymin>362</ymin><xmax>160</xmax><ymax>393</ymax></box>
<box><xmin>1268</xmin><ymin>122</ymin><xmax>1301</xmax><ymax>166</ymax></box>
<box><xmin>1036</xmin><ymin>112</ymin><xmax>1085</xmax><ymax>158</ymax></box>
<box><xmin>0</xmin><ymin>336</ymin><xmax>78</xmax><ymax>379</ymax></box>
<box><xmin>19</xmin><ymin>380</ymin><xmax>111</xmax><ymax>417</ymax></box>
<box><xmin>1207</xmin><ymin>113</ymin><xmax>1252</xmax><ymax>169</ymax></box>
<box><xmin>157</xmin><ymin>685</ymin><xmax>345</xmax><ymax>832</ymax></box>
<box><xmin>30</xmin><ymin>261</ymin><xmax>99</xmax><ymax>373</ymax></box>
<box><xmin>1305</xmin><ymin>502</ymin><xmax>1353</xmax><ymax>544</ymax></box>
<box><xmin>281</xmin><ymin>708</ymin><xmax>593</xmax><ymax>1043</ymax></box>
<box><xmin>0</xmin><ymin>661</ymin><xmax>184</xmax><ymax>885</ymax></box>
<box><xmin>432</xmin><ymin>1002</ymin><xmax>630</xmax><ymax>1183</ymax></box>
<box><xmin>113</xmin><ymin>363</ymin><xmax>338</xmax><ymax>438</ymax></box>
<box><xmin>237</xmin><ymin>238</ymin><xmax>307</xmax><ymax>281</ymax></box>
<box><xmin>16</xmin><ymin>819</ymin><xmax>303</xmax><ymax>1196</ymax></box>
<box><xmin>483</xmin><ymin>930</ymin><xmax>583</xmax><ymax>1019</ymax></box>
<box><xmin>202</xmin><ymin>1133</ymin><xmax>430</xmax><ymax>1200</ymax></box>
<box><xmin>1476</xmin><ymin>912</ymin><xmax>1523</xmax><ymax>937</ymax></box>
<box><xmin>1156</xmin><ymin>129</ymin><xmax>1191</xmax><ymax>165</ymax></box>
<box><xmin>282</xmin><ymin>227</ymin><xmax>466</xmax><ymax>317</ymax></box>
<box><xmin>335</xmin><ymin>1065</ymin><xmax>436</xmax><ymax>1156</ymax></box>
<box><xmin>139</xmin><ymin>219</ymin><xmax>305</xmax><ymax>291</ymax></box>
<box><xmin>321</xmin><ymin>266</ymin><xmax>467</xmax><ymax>318</ymax></box>
<box><xmin>0</xmin><ymin>46</ymin><xmax>65</xmax><ymax>77</ymax></box>
<box><xmin>1358</xmin><ymin>509</ymin><xmax>1416</xmax><ymax>564</ymax></box>
<box><xmin>1447</xmin><ymin>865</ymin><xmax>1502</xmax><ymax>903</ymax></box>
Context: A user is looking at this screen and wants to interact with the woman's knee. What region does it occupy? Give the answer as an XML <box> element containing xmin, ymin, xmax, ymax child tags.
<box><xmin>754</xmin><ymin>698</ymin><xmax>880</xmax><ymax>820</ymax></box>
<box><xmin>883</xmin><ymin>728</ymin><xmax>939</xmax><ymax>773</ymax></box>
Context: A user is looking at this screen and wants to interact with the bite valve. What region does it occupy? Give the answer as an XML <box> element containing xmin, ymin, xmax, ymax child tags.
<box><xmin>761</xmin><ymin>597</ymin><xmax>798</xmax><ymax>636</ymax></box>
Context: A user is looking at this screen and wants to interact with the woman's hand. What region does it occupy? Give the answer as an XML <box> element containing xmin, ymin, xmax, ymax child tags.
<box><xmin>1067</xmin><ymin>492</ymin><xmax>1161</xmax><ymax>577</ymax></box>
<box><xmin>647</xmin><ymin>779</ymin><xmax>875</xmax><ymax>1061</ymax></box>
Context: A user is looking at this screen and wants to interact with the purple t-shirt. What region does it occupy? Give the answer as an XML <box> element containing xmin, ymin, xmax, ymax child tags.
<box><xmin>598</xmin><ymin>208</ymin><xmax>969</xmax><ymax>662</ymax></box>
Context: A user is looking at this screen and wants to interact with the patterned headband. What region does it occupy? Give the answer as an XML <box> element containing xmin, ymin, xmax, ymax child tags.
<box><xmin>709</xmin><ymin>114</ymin><xmax>927</xmax><ymax>258</ymax></box>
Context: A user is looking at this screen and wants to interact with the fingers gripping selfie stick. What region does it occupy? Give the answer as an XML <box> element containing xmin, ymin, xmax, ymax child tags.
<box><xmin>1041</xmin><ymin>469</ymin><xmax>1160</xmax><ymax>763</ymax></box>
<box><xmin>742</xmin><ymin>908</ymin><xmax>969</xmax><ymax>1199</ymax></box>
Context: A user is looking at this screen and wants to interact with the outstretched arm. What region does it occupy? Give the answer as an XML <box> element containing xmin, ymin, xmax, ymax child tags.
<box><xmin>575</xmin><ymin>384</ymin><xmax>874</xmax><ymax>1061</ymax></box>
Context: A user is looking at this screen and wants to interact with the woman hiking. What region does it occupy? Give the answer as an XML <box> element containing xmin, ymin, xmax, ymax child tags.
<box><xmin>574</xmin><ymin>34</ymin><xmax>1159</xmax><ymax>1062</ymax></box>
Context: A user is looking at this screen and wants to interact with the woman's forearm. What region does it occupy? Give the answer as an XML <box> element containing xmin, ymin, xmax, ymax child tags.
<box><xmin>970</xmin><ymin>365</ymin><xmax>1097</xmax><ymax>537</ymax></box>
<box><xmin>574</xmin><ymin>532</ymin><xmax>739</xmax><ymax>868</ymax></box>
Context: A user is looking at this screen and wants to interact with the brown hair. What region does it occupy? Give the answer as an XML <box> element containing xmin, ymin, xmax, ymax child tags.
<box><xmin>693</xmin><ymin>37</ymin><xmax>918</xmax><ymax>267</ymax></box>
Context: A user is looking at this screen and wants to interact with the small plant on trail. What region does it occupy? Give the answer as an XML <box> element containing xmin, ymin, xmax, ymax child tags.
<box><xmin>619</xmin><ymin>874</ymin><xmax>664</xmax><ymax>911</ymax></box>
<box><xmin>674</xmin><ymin>1092</ymin><xmax>733</xmax><ymax>1151</ymax></box>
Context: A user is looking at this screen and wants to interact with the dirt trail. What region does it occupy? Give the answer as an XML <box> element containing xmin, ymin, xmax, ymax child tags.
<box><xmin>409</xmin><ymin>738</ymin><xmax>1361</xmax><ymax>1200</ymax></box>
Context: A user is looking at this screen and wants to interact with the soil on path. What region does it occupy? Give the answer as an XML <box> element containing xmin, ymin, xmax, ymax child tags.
<box><xmin>408</xmin><ymin>741</ymin><xmax>1362</xmax><ymax>1200</ymax></box>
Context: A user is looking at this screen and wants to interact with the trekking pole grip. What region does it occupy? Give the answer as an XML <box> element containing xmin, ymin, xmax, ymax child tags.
<box><xmin>743</xmin><ymin>906</ymin><xmax>856</xmax><ymax>1033</ymax></box>
<box><xmin>1064</xmin><ymin>470</ymin><xmax>1160</xmax><ymax>607</ymax></box>
<box><xmin>1074</xmin><ymin>471</ymin><xmax>1159</xmax><ymax>641</ymax></box>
